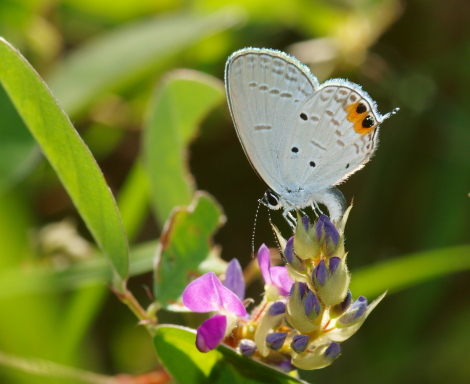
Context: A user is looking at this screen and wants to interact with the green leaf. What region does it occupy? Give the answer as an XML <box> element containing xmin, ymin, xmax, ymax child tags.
<box><xmin>0</xmin><ymin>38</ymin><xmax>129</xmax><ymax>286</ymax></box>
<box><xmin>47</xmin><ymin>8</ymin><xmax>242</xmax><ymax>117</ymax></box>
<box><xmin>154</xmin><ymin>192</ymin><xmax>225</xmax><ymax>307</ymax></box>
<box><xmin>154</xmin><ymin>325</ymin><xmax>307</xmax><ymax>384</ymax></box>
<box><xmin>0</xmin><ymin>84</ymin><xmax>37</xmax><ymax>194</ymax></box>
<box><xmin>143</xmin><ymin>69</ymin><xmax>225</xmax><ymax>226</ymax></box>
<box><xmin>350</xmin><ymin>244</ymin><xmax>470</xmax><ymax>298</ymax></box>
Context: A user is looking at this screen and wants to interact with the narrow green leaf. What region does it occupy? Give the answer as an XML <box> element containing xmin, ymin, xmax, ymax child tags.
<box><xmin>143</xmin><ymin>69</ymin><xmax>224</xmax><ymax>226</ymax></box>
<box><xmin>0</xmin><ymin>38</ymin><xmax>129</xmax><ymax>285</ymax></box>
<box><xmin>350</xmin><ymin>244</ymin><xmax>470</xmax><ymax>298</ymax></box>
<box><xmin>0</xmin><ymin>84</ymin><xmax>37</xmax><ymax>194</ymax></box>
<box><xmin>154</xmin><ymin>192</ymin><xmax>225</xmax><ymax>307</ymax></box>
<box><xmin>154</xmin><ymin>325</ymin><xmax>306</xmax><ymax>384</ymax></box>
<box><xmin>47</xmin><ymin>8</ymin><xmax>242</xmax><ymax>117</ymax></box>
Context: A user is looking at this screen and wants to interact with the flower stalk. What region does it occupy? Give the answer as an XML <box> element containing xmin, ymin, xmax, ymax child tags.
<box><xmin>111</xmin><ymin>286</ymin><xmax>158</xmax><ymax>336</ymax></box>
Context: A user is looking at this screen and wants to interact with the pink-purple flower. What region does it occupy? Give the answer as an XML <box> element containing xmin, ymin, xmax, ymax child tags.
<box><xmin>258</xmin><ymin>244</ymin><xmax>294</xmax><ymax>297</ymax></box>
<box><xmin>182</xmin><ymin>260</ymin><xmax>247</xmax><ymax>352</ymax></box>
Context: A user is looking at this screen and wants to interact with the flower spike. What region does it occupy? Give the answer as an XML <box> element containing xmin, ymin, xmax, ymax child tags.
<box><xmin>182</xmin><ymin>206</ymin><xmax>386</xmax><ymax>371</ymax></box>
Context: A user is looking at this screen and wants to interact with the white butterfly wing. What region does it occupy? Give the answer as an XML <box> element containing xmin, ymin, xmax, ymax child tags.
<box><xmin>226</xmin><ymin>48</ymin><xmax>388</xmax><ymax>206</ymax></box>
<box><xmin>225</xmin><ymin>48</ymin><xmax>317</xmax><ymax>196</ymax></box>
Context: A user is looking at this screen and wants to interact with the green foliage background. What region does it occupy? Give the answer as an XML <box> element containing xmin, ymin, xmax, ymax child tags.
<box><xmin>0</xmin><ymin>0</ymin><xmax>469</xmax><ymax>383</ymax></box>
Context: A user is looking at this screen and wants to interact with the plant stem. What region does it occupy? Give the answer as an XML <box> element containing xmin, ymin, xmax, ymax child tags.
<box><xmin>112</xmin><ymin>286</ymin><xmax>158</xmax><ymax>336</ymax></box>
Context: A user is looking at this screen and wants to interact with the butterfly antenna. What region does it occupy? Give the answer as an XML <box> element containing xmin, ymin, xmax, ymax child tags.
<box><xmin>251</xmin><ymin>199</ymin><xmax>262</xmax><ymax>258</ymax></box>
<box><xmin>382</xmin><ymin>107</ymin><xmax>400</xmax><ymax>121</ymax></box>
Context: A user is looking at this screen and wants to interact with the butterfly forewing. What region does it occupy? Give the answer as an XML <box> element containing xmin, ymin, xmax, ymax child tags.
<box><xmin>226</xmin><ymin>49</ymin><xmax>316</xmax><ymax>195</ymax></box>
<box><xmin>226</xmin><ymin>48</ymin><xmax>384</xmax><ymax>204</ymax></box>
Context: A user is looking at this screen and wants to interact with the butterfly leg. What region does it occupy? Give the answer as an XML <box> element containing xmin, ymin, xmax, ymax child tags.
<box><xmin>311</xmin><ymin>201</ymin><xmax>324</xmax><ymax>218</ymax></box>
<box><xmin>282</xmin><ymin>209</ymin><xmax>297</xmax><ymax>230</ymax></box>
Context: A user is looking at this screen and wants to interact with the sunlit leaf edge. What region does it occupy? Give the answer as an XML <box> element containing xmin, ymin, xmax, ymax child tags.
<box><xmin>0</xmin><ymin>38</ymin><xmax>129</xmax><ymax>285</ymax></box>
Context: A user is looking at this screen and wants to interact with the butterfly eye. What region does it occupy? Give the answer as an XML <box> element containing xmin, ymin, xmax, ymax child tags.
<box><xmin>362</xmin><ymin>115</ymin><xmax>375</xmax><ymax>128</ymax></box>
<box><xmin>265</xmin><ymin>190</ymin><xmax>279</xmax><ymax>207</ymax></box>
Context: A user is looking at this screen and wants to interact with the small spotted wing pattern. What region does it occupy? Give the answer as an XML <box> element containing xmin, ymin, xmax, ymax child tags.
<box><xmin>288</xmin><ymin>81</ymin><xmax>383</xmax><ymax>192</ymax></box>
<box><xmin>226</xmin><ymin>48</ymin><xmax>317</xmax><ymax>195</ymax></box>
<box><xmin>225</xmin><ymin>48</ymin><xmax>385</xmax><ymax>201</ymax></box>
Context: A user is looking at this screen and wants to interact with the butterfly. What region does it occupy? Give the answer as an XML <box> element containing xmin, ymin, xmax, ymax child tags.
<box><xmin>225</xmin><ymin>48</ymin><xmax>397</xmax><ymax>227</ymax></box>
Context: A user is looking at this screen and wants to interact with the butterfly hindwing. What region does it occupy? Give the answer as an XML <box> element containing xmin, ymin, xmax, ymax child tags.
<box><xmin>286</xmin><ymin>81</ymin><xmax>383</xmax><ymax>190</ymax></box>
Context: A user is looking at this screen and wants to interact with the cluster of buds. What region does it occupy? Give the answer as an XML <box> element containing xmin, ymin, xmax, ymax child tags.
<box><xmin>182</xmin><ymin>208</ymin><xmax>385</xmax><ymax>371</ymax></box>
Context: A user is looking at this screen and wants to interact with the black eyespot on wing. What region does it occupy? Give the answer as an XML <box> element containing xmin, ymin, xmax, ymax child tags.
<box><xmin>310</xmin><ymin>161</ymin><xmax>315</xmax><ymax>167</ymax></box>
<box><xmin>300</xmin><ymin>113</ymin><xmax>308</xmax><ymax>121</ymax></box>
<box><xmin>362</xmin><ymin>115</ymin><xmax>375</xmax><ymax>128</ymax></box>
<box><xmin>266</xmin><ymin>190</ymin><xmax>279</xmax><ymax>206</ymax></box>
<box><xmin>292</xmin><ymin>147</ymin><xmax>299</xmax><ymax>153</ymax></box>
<box><xmin>346</xmin><ymin>163</ymin><xmax>350</xmax><ymax>169</ymax></box>
<box><xmin>356</xmin><ymin>103</ymin><xmax>367</xmax><ymax>114</ymax></box>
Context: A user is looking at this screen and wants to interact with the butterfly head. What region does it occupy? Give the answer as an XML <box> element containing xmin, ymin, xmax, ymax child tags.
<box><xmin>261</xmin><ymin>189</ymin><xmax>282</xmax><ymax>210</ymax></box>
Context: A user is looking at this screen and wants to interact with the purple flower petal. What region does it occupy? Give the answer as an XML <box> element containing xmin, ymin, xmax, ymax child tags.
<box><xmin>291</xmin><ymin>335</ymin><xmax>310</xmax><ymax>353</ymax></box>
<box><xmin>304</xmin><ymin>290</ymin><xmax>321</xmax><ymax>317</ymax></box>
<box><xmin>324</xmin><ymin>342</ymin><xmax>341</xmax><ymax>359</ymax></box>
<box><xmin>284</xmin><ymin>237</ymin><xmax>295</xmax><ymax>264</ymax></box>
<box><xmin>266</xmin><ymin>332</ymin><xmax>287</xmax><ymax>350</ymax></box>
<box><xmin>339</xmin><ymin>296</ymin><xmax>368</xmax><ymax>324</ymax></box>
<box><xmin>284</xmin><ymin>237</ymin><xmax>304</xmax><ymax>272</ymax></box>
<box><xmin>314</xmin><ymin>260</ymin><xmax>328</xmax><ymax>286</ymax></box>
<box><xmin>270</xmin><ymin>266</ymin><xmax>294</xmax><ymax>296</ymax></box>
<box><xmin>217</xmin><ymin>284</ymin><xmax>247</xmax><ymax>317</ymax></box>
<box><xmin>329</xmin><ymin>257</ymin><xmax>341</xmax><ymax>274</ymax></box>
<box><xmin>269</xmin><ymin>301</ymin><xmax>286</xmax><ymax>316</ymax></box>
<box><xmin>239</xmin><ymin>339</ymin><xmax>257</xmax><ymax>357</ymax></box>
<box><xmin>297</xmin><ymin>282</ymin><xmax>308</xmax><ymax>299</ymax></box>
<box><xmin>257</xmin><ymin>244</ymin><xmax>272</xmax><ymax>285</ymax></box>
<box><xmin>341</xmin><ymin>290</ymin><xmax>352</xmax><ymax>312</ymax></box>
<box><xmin>323</xmin><ymin>217</ymin><xmax>340</xmax><ymax>246</ymax></box>
<box><xmin>316</xmin><ymin>215</ymin><xmax>328</xmax><ymax>240</ymax></box>
<box><xmin>289</xmin><ymin>283</ymin><xmax>295</xmax><ymax>296</ymax></box>
<box><xmin>195</xmin><ymin>314</ymin><xmax>227</xmax><ymax>352</ymax></box>
<box><xmin>183</xmin><ymin>272</ymin><xmax>246</xmax><ymax>316</ymax></box>
<box><xmin>350</xmin><ymin>296</ymin><xmax>368</xmax><ymax>319</ymax></box>
<box><xmin>224</xmin><ymin>259</ymin><xmax>245</xmax><ymax>301</ymax></box>
<box><xmin>302</xmin><ymin>216</ymin><xmax>310</xmax><ymax>231</ymax></box>
<box><xmin>183</xmin><ymin>272</ymin><xmax>224</xmax><ymax>313</ymax></box>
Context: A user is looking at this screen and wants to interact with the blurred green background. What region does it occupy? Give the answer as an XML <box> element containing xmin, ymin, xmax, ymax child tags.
<box><xmin>0</xmin><ymin>0</ymin><xmax>469</xmax><ymax>383</ymax></box>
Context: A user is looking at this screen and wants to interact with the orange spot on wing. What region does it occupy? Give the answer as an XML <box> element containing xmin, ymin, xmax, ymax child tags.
<box><xmin>345</xmin><ymin>102</ymin><xmax>377</xmax><ymax>135</ymax></box>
